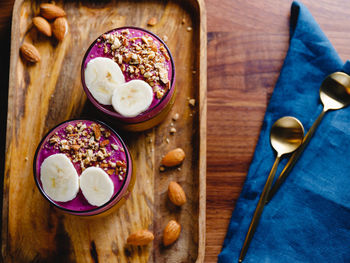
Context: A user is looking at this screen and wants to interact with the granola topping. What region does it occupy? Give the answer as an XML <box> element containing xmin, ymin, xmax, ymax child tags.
<box><xmin>97</xmin><ymin>29</ymin><xmax>172</xmax><ymax>100</ymax></box>
<box><xmin>45</xmin><ymin>121</ymin><xmax>126</xmax><ymax>181</ymax></box>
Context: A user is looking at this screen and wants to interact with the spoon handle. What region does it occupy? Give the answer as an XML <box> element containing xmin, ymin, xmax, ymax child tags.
<box><xmin>267</xmin><ymin>109</ymin><xmax>327</xmax><ymax>202</ymax></box>
<box><xmin>239</xmin><ymin>155</ymin><xmax>281</xmax><ymax>263</ymax></box>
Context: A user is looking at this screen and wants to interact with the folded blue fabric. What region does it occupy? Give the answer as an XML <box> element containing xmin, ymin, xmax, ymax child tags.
<box><xmin>218</xmin><ymin>2</ymin><xmax>350</xmax><ymax>262</ymax></box>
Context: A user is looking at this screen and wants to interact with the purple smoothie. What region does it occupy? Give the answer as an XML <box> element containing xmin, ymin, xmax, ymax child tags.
<box><xmin>34</xmin><ymin>119</ymin><xmax>132</xmax><ymax>215</ymax></box>
<box><xmin>81</xmin><ymin>27</ymin><xmax>175</xmax><ymax>124</ymax></box>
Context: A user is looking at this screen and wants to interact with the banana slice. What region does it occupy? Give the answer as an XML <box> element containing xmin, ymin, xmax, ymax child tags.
<box><xmin>79</xmin><ymin>167</ymin><xmax>114</xmax><ymax>207</ymax></box>
<box><xmin>84</xmin><ymin>57</ymin><xmax>125</xmax><ymax>105</ymax></box>
<box><xmin>40</xmin><ymin>153</ymin><xmax>79</xmax><ymax>202</ymax></box>
<box><xmin>111</xmin><ymin>79</ymin><xmax>154</xmax><ymax>117</ymax></box>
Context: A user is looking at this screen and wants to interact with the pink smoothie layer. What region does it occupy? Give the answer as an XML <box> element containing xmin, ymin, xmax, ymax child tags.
<box><xmin>82</xmin><ymin>27</ymin><xmax>174</xmax><ymax>122</ymax></box>
<box><xmin>35</xmin><ymin>120</ymin><xmax>129</xmax><ymax>212</ymax></box>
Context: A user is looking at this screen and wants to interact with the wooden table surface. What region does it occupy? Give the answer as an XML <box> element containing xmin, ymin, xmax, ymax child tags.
<box><xmin>1</xmin><ymin>0</ymin><xmax>350</xmax><ymax>262</ymax></box>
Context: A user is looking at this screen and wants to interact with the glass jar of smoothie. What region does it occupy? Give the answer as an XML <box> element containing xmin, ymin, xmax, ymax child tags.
<box><xmin>33</xmin><ymin>119</ymin><xmax>135</xmax><ymax>216</ymax></box>
<box><xmin>81</xmin><ymin>26</ymin><xmax>175</xmax><ymax>131</ymax></box>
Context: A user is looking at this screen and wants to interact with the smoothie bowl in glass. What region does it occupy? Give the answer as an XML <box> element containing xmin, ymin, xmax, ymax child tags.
<box><xmin>81</xmin><ymin>26</ymin><xmax>176</xmax><ymax>131</ymax></box>
<box><xmin>33</xmin><ymin>119</ymin><xmax>134</xmax><ymax>216</ymax></box>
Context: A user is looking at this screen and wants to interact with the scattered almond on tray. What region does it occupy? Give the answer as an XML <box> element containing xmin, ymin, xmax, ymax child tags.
<box><xmin>20</xmin><ymin>42</ymin><xmax>41</xmax><ymax>63</ymax></box>
<box><xmin>52</xmin><ymin>17</ymin><xmax>68</xmax><ymax>41</ymax></box>
<box><xmin>161</xmin><ymin>148</ymin><xmax>185</xmax><ymax>167</ymax></box>
<box><xmin>32</xmin><ymin>16</ymin><xmax>52</xmax><ymax>37</ymax></box>
<box><xmin>127</xmin><ymin>229</ymin><xmax>154</xmax><ymax>246</ymax></box>
<box><xmin>168</xmin><ymin>181</ymin><xmax>186</xmax><ymax>206</ymax></box>
<box><xmin>163</xmin><ymin>220</ymin><xmax>181</xmax><ymax>246</ymax></box>
<box><xmin>21</xmin><ymin>3</ymin><xmax>68</xmax><ymax>63</ymax></box>
<box><xmin>40</xmin><ymin>3</ymin><xmax>66</xmax><ymax>20</ymax></box>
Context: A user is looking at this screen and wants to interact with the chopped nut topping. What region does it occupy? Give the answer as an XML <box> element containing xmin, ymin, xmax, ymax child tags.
<box><xmin>65</xmin><ymin>124</ymin><xmax>74</xmax><ymax>133</ymax></box>
<box><xmin>121</xmin><ymin>29</ymin><xmax>130</xmax><ymax>35</ymax></box>
<box><xmin>156</xmin><ymin>90</ymin><xmax>164</xmax><ymax>99</ymax></box>
<box><xmin>172</xmin><ymin>113</ymin><xmax>179</xmax><ymax>121</ymax></box>
<box><xmin>49</xmin><ymin>135</ymin><xmax>60</xmax><ymax>144</ymax></box>
<box><xmin>107</xmin><ymin>169</ymin><xmax>115</xmax><ymax>175</ymax></box>
<box><xmin>98</xmin><ymin>29</ymin><xmax>171</xmax><ymax>101</ymax></box>
<box><xmin>147</xmin><ymin>17</ymin><xmax>158</xmax><ymax>26</ymax></box>
<box><xmin>170</xmin><ymin>127</ymin><xmax>177</xmax><ymax>134</ymax></box>
<box><xmin>187</xmin><ymin>26</ymin><xmax>192</xmax><ymax>32</ymax></box>
<box><xmin>71</xmin><ymin>144</ymin><xmax>80</xmax><ymax>151</ymax></box>
<box><xmin>111</xmin><ymin>144</ymin><xmax>119</xmax><ymax>150</ymax></box>
<box><xmin>101</xmin><ymin>140</ymin><xmax>109</xmax><ymax>147</ymax></box>
<box><xmin>116</xmin><ymin>160</ymin><xmax>127</xmax><ymax>168</ymax></box>
<box><xmin>159</xmin><ymin>46</ymin><xmax>170</xmax><ymax>61</ymax></box>
<box><xmin>92</xmin><ymin>124</ymin><xmax>101</xmax><ymax>140</ymax></box>
<box><xmin>60</xmin><ymin>140</ymin><xmax>70</xmax><ymax>151</ymax></box>
<box><xmin>100</xmin><ymin>163</ymin><xmax>109</xmax><ymax>168</ymax></box>
<box><xmin>189</xmin><ymin>98</ymin><xmax>196</xmax><ymax>107</ymax></box>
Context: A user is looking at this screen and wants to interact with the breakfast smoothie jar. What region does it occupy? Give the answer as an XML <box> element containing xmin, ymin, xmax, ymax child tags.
<box><xmin>81</xmin><ymin>26</ymin><xmax>175</xmax><ymax>131</ymax></box>
<box><xmin>33</xmin><ymin>119</ymin><xmax>134</xmax><ymax>216</ymax></box>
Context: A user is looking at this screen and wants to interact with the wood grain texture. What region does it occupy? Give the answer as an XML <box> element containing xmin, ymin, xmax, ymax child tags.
<box><xmin>3</xmin><ymin>0</ymin><xmax>206</xmax><ymax>262</ymax></box>
<box><xmin>205</xmin><ymin>0</ymin><xmax>350</xmax><ymax>262</ymax></box>
<box><xmin>2</xmin><ymin>0</ymin><xmax>350</xmax><ymax>262</ymax></box>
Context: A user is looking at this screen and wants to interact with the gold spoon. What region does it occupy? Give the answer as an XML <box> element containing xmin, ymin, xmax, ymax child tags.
<box><xmin>267</xmin><ymin>72</ymin><xmax>350</xmax><ymax>202</ymax></box>
<box><xmin>239</xmin><ymin>116</ymin><xmax>304</xmax><ymax>263</ymax></box>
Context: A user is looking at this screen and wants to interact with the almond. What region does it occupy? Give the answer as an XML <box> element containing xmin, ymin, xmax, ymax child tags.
<box><xmin>32</xmin><ymin>16</ymin><xmax>52</xmax><ymax>37</ymax></box>
<box><xmin>52</xmin><ymin>17</ymin><xmax>68</xmax><ymax>41</ymax></box>
<box><xmin>147</xmin><ymin>17</ymin><xmax>158</xmax><ymax>26</ymax></box>
<box><xmin>70</xmin><ymin>144</ymin><xmax>80</xmax><ymax>151</ymax></box>
<box><xmin>163</xmin><ymin>220</ymin><xmax>181</xmax><ymax>246</ymax></box>
<box><xmin>161</xmin><ymin>148</ymin><xmax>185</xmax><ymax>167</ymax></box>
<box><xmin>40</xmin><ymin>3</ymin><xmax>66</xmax><ymax>20</ymax></box>
<box><xmin>20</xmin><ymin>42</ymin><xmax>41</xmax><ymax>63</ymax></box>
<box><xmin>168</xmin><ymin>182</ymin><xmax>186</xmax><ymax>206</ymax></box>
<box><xmin>127</xmin><ymin>229</ymin><xmax>154</xmax><ymax>246</ymax></box>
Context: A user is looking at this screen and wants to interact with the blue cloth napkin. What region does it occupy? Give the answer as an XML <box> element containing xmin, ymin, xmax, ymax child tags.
<box><xmin>218</xmin><ymin>2</ymin><xmax>350</xmax><ymax>262</ymax></box>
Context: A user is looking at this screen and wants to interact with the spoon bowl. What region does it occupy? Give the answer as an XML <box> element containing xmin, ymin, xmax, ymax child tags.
<box><xmin>270</xmin><ymin>116</ymin><xmax>305</xmax><ymax>156</ymax></box>
<box><xmin>320</xmin><ymin>72</ymin><xmax>350</xmax><ymax>111</ymax></box>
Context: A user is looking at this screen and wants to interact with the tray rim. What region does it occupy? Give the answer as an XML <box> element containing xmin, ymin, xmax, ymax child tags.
<box><xmin>2</xmin><ymin>0</ymin><xmax>207</xmax><ymax>262</ymax></box>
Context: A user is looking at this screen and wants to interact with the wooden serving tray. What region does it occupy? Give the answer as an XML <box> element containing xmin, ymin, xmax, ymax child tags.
<box><xmin>2</xmin><ymin>0</ymin><xmax>206</xmax><ymax>262</ymax></box>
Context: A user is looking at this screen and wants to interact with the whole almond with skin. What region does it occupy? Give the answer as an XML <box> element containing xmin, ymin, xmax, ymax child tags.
<box><xmin>32</xmin><ymin>16</ymin><xmax>52</xmax><ymax>37</ymax></box>
<box><xmin>127</xmin><ymin>229</ymin><xmax>154</xmax><ymax>246</ymax></box>
<box><xmin>163</xmin><ymin>220</ymin><xmax>181</xmax><ymax>246</ymax></box>
<box><xmin>20</xmin><ymin>42</ymin><xmax>41</xmax><ymax>63</ymax></box>
<box><xmin>52</xmin><ymin>17</ymin><xmax>68</xmax><ymax>41</ymax></box>
<box><xmin>40</xmin><ymin>3</ymin><xmax>66</xmax><ymax>20</ymax></box>
<box><xmin>168</xmin><ymin>181</ymin><xmax>186</xmax><ymax>206</ymax></box>
<box><xmin>161</xmin><ymin>148</ymin><xmax>185</xmax><ymax>167</ymax></box>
